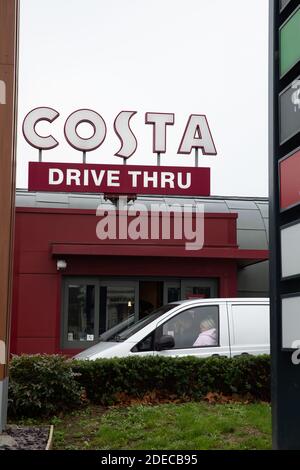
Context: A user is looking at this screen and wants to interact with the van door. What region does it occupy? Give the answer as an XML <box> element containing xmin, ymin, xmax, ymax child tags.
<box><xmin>227</xmin><ymin>301</ymin><xmax>270</xmax><ymax>357</ymax></box>
<box><xmin>153</xmin><ymin>302</ymin><xmax>230</xmax><ymax>358</ymax></box>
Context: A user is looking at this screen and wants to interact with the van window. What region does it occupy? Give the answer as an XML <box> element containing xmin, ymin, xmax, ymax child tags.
<box><xmin>231</xmin><ymin>304</ymin><xmax>270</xmax><ymax>346</ymax></box>
<box><xmin>131</xmin><ymin>332</ymin><xmax>155</xmax><ymax>352</ymax></box>
<box><xmin>115</xmin><ymin>303</ymin><xmax>179</xmax><ymax>341</ymax></box>
<box><xmin>156</xmin><ymin>305</ymin><xmax>219</xmax><ymax>349</ymax></box>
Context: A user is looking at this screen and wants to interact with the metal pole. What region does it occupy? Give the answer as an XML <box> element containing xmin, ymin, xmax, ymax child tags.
<box><xmin>157</xmin><ymin>152</ymin><xmax>161</xmax><ymax>166</ymax></box>
<box><xmin>123</xmin><ymin>158</ymin><xmax>126</xmax><ymax>165</ymax></box>
<box><xmin>0</xmin><ymin>0</ymin><xmax>19</xmax><ymax>432</ymax></box>
<box><xmin>195</xmin><ymin>148</ymin><xmax>199</xmax><ymax>167</ymax></box>
<box><xmin>83</xmin><ymin>151</ymin><xmax>86</xmax><ymax>164</ymax></box>
<box><xmin>270</xmin><ymin>0</ymin><xmax>300</xmax><ymax>449</ymax></box>
<box><xmin>39</xmin><ymin>149</ymin><xmax>42</xmax><ymax>162</ymax></box>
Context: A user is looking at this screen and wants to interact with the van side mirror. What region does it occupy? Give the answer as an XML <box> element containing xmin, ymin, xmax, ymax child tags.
<box><xmin>156</xmin><ymin>335</ymin><xmax>175</xmax><ymax>351</ymax></box>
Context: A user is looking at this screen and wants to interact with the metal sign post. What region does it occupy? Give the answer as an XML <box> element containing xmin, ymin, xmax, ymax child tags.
<box><xmin>0</xmin><ymin>0</ymin><xmax>19</xmax><ymax>432</ymax></box>
<box><xmin>270</xmin><ymin>0</ymin><xmax>300</xmax><ymax>449</ymax></box>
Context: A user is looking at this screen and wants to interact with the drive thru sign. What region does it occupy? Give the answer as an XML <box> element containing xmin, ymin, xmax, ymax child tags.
<box><xmin>24</xmin><ymin>108</ymin><xmax>216</xmax><ymax>197</ymax></box>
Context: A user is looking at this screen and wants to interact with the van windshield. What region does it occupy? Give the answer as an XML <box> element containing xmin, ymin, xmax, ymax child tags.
<box><xmin>106</xmin><ymin>303</ymin><xmax>179</xmax><ymax>342</ymax></box>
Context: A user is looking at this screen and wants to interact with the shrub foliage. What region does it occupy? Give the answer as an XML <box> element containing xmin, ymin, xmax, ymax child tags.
<box><xmin>8</xmin><ymin>354</ymin><xmax>83</xmax><ymax>417</ymax></box>
<box><xmin>8</xmin><ymin>354</ymin><xmax>270</xmax><ymax>417</ymax></box>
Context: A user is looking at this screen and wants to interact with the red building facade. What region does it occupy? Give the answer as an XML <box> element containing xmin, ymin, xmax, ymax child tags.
<box><xmin>10</xmin><ymin>192</ymin><xmax>269</xmax><ymax>355</ymax></box>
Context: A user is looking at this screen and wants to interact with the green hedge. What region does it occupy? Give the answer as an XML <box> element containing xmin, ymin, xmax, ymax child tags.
<box><xmin>8</xmin><ymin>355</ymin><xmax>83</xmax><ymax>417</ymax></box>
<box><xmin>73</xmin><ymin>355</ymin><xmax>270</xmax><ymax>404</ymax></box>
<box><xmin>8</xmin><ymin>354</ymin><xmax>270</xmax><ymax>417</ymax></box>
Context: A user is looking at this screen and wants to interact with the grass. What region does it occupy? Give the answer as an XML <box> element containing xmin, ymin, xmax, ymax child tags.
<box><xmin>44</xmin><ymin>402</ymin><xmax>271</xmax><ymax>450</ymax></box>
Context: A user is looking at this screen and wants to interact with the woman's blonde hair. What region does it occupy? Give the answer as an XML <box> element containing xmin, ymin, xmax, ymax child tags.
<box><xmin>200</xmin><ymin>318</ymin><xmax>215</xmax><ymax>331</ymax></box>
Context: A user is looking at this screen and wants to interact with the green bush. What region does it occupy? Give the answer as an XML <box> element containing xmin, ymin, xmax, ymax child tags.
<box><xmin>8</xmin><ymin>354</ymin><xmax>270</xmax><ymax>417</ymax></box>
<box><xmin>72</xmin><ymin>355</ymin><xmax>270</xmax><ymax>405</ymax></box>
<box><xmin>8</xmin><ymin>354</ymin><xmax>83</xmax><ymax>417</ymax></box>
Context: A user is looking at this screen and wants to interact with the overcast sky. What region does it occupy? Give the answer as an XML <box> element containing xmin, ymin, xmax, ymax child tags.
<box><xmin>17</xmin><ymin>0</ymin><xmax>269</xmax><ymax>197</ymax></box>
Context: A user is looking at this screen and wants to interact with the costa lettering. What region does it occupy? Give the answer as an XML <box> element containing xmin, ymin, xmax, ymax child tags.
<box><xmin>23</xmin><ymin>107</ymin><xmax>217</xmax><ymax>158</ymax></box>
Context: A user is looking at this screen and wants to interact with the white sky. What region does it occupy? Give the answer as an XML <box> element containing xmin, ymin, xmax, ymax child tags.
<box><xmin>17</xmin><ymin>0</ymin><xmax>269</xmax><ymax>197</ymax></box>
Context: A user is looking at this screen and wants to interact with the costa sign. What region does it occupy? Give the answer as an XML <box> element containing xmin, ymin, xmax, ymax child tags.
<box><xmin>23</xmin><ymin>107</ymin><xmax>217</xmax><ymax>157</ymax></box>
<box><xmin>23</xmin><ymin>107</ymin><xmax>216</xmax><ymax>196</ymax></box>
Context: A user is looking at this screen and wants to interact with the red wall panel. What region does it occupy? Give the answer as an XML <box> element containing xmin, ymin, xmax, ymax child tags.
<box><xmin>15</xmin><ymin>209</ymin><xmax>237</xmax><ymax>254</ymax></box>
<box><xmin>15</xmin><ymin>338</ymin><xmax>57</xmax><ymax>355</ymax></box>
<box><xmin>16</xmin><ymin>274</ymin><xmax>58</xmax><ymax>338</ymax></box>
<box><xmin>10</xmin><ymin>206</ymin><xmax>263</xmax><ymax>355</ymax></box>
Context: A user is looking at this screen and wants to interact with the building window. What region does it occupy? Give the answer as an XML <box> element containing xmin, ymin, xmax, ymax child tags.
<box><xmin>67</xmin><ymin>284</ymin><xmax>95</xmax><ymax>342</ymax></box>
<box><xmin>62</xmin><ymin>277</ymin><xmax>218</xmax><ymax>350</ymax></box>
<box><xmin>106</xmin><ymin>285</ymin><xmax>135</xmax><ymax>329</ymax></box>
<box><xmin>62</xmin><ymin>280</ymin><xmax>99</xmax><ymax>348</ymax></box>
<box><xmin>62</xmin><ymin>278</ymin><xmax>138</xmax><ymax>349</ymax></box>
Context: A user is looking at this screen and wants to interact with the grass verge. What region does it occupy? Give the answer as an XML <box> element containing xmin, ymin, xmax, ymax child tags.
<box><xmin>45</xmin><ymin>402</ymin><xmax>271</xmax><ymax>450</ymax></box>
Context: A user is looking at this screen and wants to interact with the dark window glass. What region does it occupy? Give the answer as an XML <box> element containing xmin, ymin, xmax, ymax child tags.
<box><xmin>106</xmin><ymin>286</ymin><xmax>135</xmax><ymax>329</ymax></box>
<box><xmin>132</xmin><ymin>333</ymin><xmax>154</xmax><ymax>352</ymax></box>
<box><xmin>156</xmin><ymin>305</ymin><xmax>219</xmax><ymax>349</ymax></box>
<box><xmin>116</xmin><ymin>303</ymin><xmax>179</xmax><ymax>341</ymax></box>
<box><xmin>99</xmin><ymin>286</ymin><xmax>107</xmax><ymax>335</ymax></box>
<box><xmin>167</xmin><ymin>287</ymin><xmax>181</xmax><ymax>303</ymax></box>
<box><xmin>67</xmin><ymin>284</ymin><xmax>95</xmax><ymax>342</ymax></box>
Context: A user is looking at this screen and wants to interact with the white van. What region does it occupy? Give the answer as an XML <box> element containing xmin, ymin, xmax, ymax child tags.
<box><xmin>74</xmin><ymin>298</ymin><xmax>270</xmax><ymax>360</ymax></box>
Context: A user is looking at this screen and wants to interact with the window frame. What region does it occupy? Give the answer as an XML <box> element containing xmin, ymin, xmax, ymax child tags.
<box><xmin>100</xmin><ymin>280</ymin><xmax>139</xmax><ymax>330</ymax></box>
<box><xmin>61</xmin><ymin>276</ymin><xmax>219</xmax><ymax>350</ymax></box>
<box><xmin>61</xmin><ymin>277</ymin><xmax>139</xmax><ymax>349</ymax></box>
<box><xmin>163</xmin><ymin>278</ymin><xmax>219</xmax><ymax>304</ymax></box>
<box><xmin>61</xmin><ymin>277</ymin><xmax>100</xmax><ymax>350</ymax></box>
<box><xmin>154</xmin><ymin>304</ymin><xmax>220</xmax><ymax>351</ymax></box>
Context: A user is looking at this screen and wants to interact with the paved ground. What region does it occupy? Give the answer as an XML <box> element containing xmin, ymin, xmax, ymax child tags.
<box><xmin>0</xmin><ymin>426</ymin><xmax>50</xmax><ymax>450</ymax></box>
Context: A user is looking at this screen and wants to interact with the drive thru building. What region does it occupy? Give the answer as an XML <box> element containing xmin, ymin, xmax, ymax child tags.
<box><xmin>10</xmin><ymin>190</ymin><xmax>269</xmax><ymax>356</ymax></box>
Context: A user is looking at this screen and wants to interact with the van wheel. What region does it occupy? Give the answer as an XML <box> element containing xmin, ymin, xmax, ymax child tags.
<box><xmin>234</xmin><ymin>353</ymin><xmax>251</xmax><ymax>358</ymax></box>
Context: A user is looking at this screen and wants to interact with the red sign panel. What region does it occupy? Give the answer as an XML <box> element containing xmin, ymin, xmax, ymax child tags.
<box><xmin>279</xmin><ymin>149</ymin><xmax>300</xmax><ymax>210</ymax></box>
<box><xmin>28</xmin><ymin>162</ymin><xmax>210</xmax><ymax>196</ymax></box>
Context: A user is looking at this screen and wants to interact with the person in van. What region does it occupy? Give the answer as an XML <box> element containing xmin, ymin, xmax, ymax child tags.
<box><xmin>163</xmin><ymin>310</ymin><xmax>195</xmax><ymax>349</ymax></box>
<box><xmin>193</xmin><ymin>317</ymin><xmax>217</xmax><ymax>347</ymax></box>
